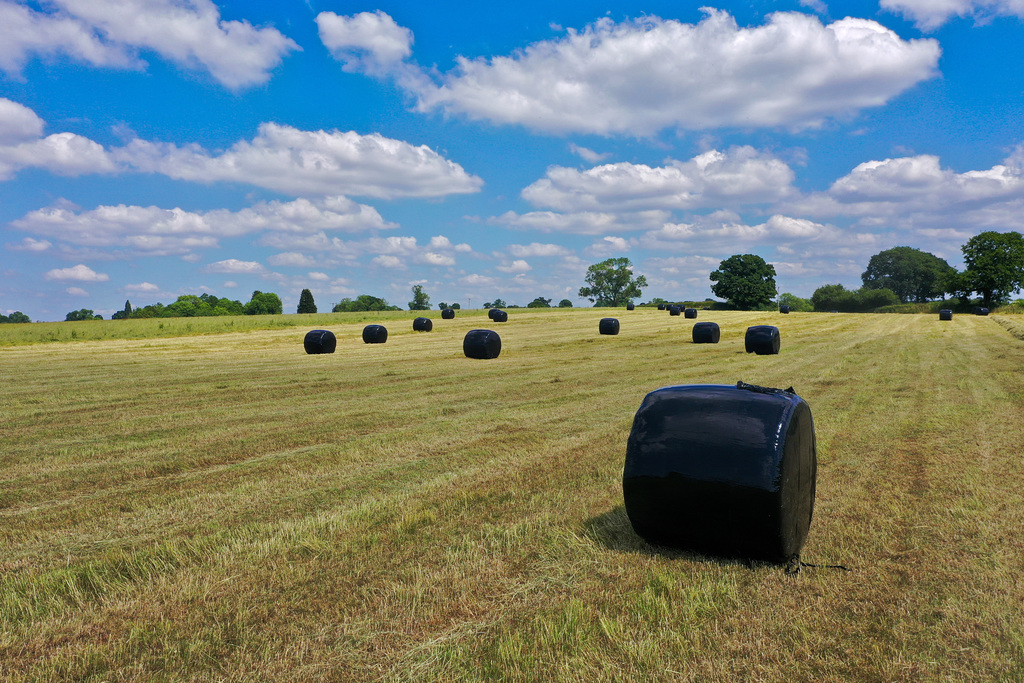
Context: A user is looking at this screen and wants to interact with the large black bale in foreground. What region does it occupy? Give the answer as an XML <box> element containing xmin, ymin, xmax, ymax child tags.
<box><xmin>303</xmin><ymin>329</ymin><xmax>336</xmax><ymax>354</ymax></box>
<box><xmin>745</xmin><ymin>325</ymin><xmax>781</xmax><ymax>355</ymax></box>
<box><xmin>939</xmin><ymin>309</ymin><xmax>953</xmax><ymax>320</ymax></box>
<box><xmin>412</xmin><ymin>317</ymin><xmax>433</xmax><ymax>332</ymax></box>
<box><xmin>441</xmin><ymin>308</ymin><xmax>455</xmax><ymax>319</ymax></box>
<box><xmin>623</xmin><ymin>382</ymin><xmax>817</xmax><ymax>563</ymax></box>
<box><xmin>691</xmin><ymin>321</ymin><xmax>720</xmax><ymax>344</ymax></box>
<box><xmin>684</xmin><ymin>308</ymin><xmax>697</xmax><ymax>319</ymax></box>
<box><xmin>362</xmin><ymin>324</ymin><xmax>388</xmax><ymax>344</ymax></box>
<box><xmin>599</xmin><ymin>318</ymin><xmax>620</xmax><ymax>335</ymax></box>
<box><xmin>463</xmin><ymin>329</ymin><xmax>501</xmax><ymax>359</ymax></box>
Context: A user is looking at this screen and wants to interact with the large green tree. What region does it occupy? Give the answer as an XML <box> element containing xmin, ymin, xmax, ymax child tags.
<box><xmin>960</xmin><ymin>231</ymin><xmax>1024</xmax><ymax>308</ymax></box>
<box><xmin>709</xmin><ymin>254</ymin><xmax>777</xmax><ymax>310</ymax></box>
<box><xmin>408</xmin><ymin>284</ymin><xmax>430</xmax><ymax>310</ymax></box>
<box><xmin>861</xmin><ymin>246</ymin><xmax>955</xmax><ymax>303</ymax></box>
<box><xmin>244</xmin><ymin>291</ymin><xmax>283</xmax><ymax>315</ymax></box>
<box><xmin>578</xmin><ymin>257</ymin><xmax>647</xmax><ymax>306</ymax></box>
<box><xmin>332</xmin><ymin>295</ymin><xmax>400</xmax><ymax>312</ymax></box>
<box><xmin>527</xmin><ymin>297</ymin><xmax>552</xmax><ymax>308</ymax></box>
<box><xmin>65</xmin><ymin>309</ymin><xmax>102</xmax><ymax>321</ymax></box>
<box><xmin>297</xmin><ymin>289</ymin><xmax>317</xmax><ymax>314</ymax></box>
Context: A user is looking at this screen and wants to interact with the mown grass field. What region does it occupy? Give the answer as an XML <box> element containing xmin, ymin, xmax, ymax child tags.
<box><xmin>2</xmin><ymin>308</ymin><xmax>1023</xmax><ymax>681</ymax></box>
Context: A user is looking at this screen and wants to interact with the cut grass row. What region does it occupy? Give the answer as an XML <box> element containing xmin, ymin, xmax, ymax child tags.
<box><xmin>1</xmin><ymin>309</ymin><xmax>1022</xmax><ymax>680</ymax></box>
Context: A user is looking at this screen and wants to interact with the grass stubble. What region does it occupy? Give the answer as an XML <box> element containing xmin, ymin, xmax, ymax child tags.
<box><xmin>1</xmin><ymin>309</ymin><xmax>1022</xmax><ymax>681</ymax></box>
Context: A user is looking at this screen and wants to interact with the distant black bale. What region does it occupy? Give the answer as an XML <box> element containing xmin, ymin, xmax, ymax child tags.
<box><xmin>491</xmin><ymin>310</ymin><xmax>508</xmax><ymax>323</ymax></box>
<box><xmin>745</xmin><ymin>325</ymin><xmax>781</xmax><ymax>355</ymax></box>
<box><xmin>669</xmin><ymin>306</ymin><xmax>681</xmax><ymax>316</ymax></box>
<box><xmin>657</xmin><ymin>303</ymin><xmax>666</xmax><ymax>310</ymax></box>
<box><xmin>623</xmin><ymin>382</ymin><xmax>817</xmax><ymax>564</ymax></box>
<box><xmin>780</xmin><ymin>305</ymin><xmax>791</xmax><ymax>314</ymax></box>
<box><xmin>303</xmin><ymin>329</ymin><xmax>336</xmax><ymax>354</ymax></box>
<box><xmin>979</xmin><ymin>307</ymin><xmax>990</xmax><ymax>316</ymax></box>
<box><xmin>691</xmin><ymin>321</ymin><xmax>720</xmax><ymax>344</ymax></box>
<box><xmin>488</xmin><ymin>308</ymin><xmax>502</xmax><ymax>320</ymax></box>
<box><xmin>464</xmin><ymin>329</ymin><xmax>501</xmax><ymax>359</ymax></box>
<box><xmin>939</xmin><ymin>309</ymin><xmax>953</xmax><ymax>321</ymax></box>
<box><xmin>626</xmin><ymin>303</ymin><xmax>635</xmax><ymax>311</ymax></box>
<box><xmin>684</xmin><ymin>308</ymin><xmax>697</xmax><ymax>319</ymax></box>
<box><xmin>441</xmin><ymin>308</ymin><xmax>455</xmax><ymax>319</ymax></box>
<box><xmin>412</xmin><ymin>317</ymin><xmax>433</xmax><ymax>332</ymax></box>
<box><xmin>362</xmin><ymin>324</ymin><xmax>388</xmax><ymax>344</ymax></box>
<box><xmin>599</xmin><ymin>318</ymin><xmax>620</xmax><ymax>335</ymax></box>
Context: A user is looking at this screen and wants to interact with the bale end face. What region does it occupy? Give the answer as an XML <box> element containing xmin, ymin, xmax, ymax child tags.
<box><xmin>745</xmin><ymin>325</ymin><xmax>780</xmax><ymax>355</ymax></box>
<box><xmin>441</xmin><ymin>308</ymin><xmax>455</xmax><ymax>319</ymax></box>
<box><xmin>599</xmin><ymin>318</ymin><xmax>620</xmax><ymax>335</ymax></box>
<box><xmin>691</xmin><ymin>321</ymin><xmax>720</xmax><ymax>344</ymax></box>
<box><xmin>623</xmin><ymin>383</ymin><xmax>817</xmax><ymax>563</ymax></box>
<box><xmin>939</xmin><ymin>309</ymin><xmax>953</xmax><ymax>321</ymax></box>
<box><xmin>684</xmin><ymin>308</ymin><xmax>697</xmax><ymax>319</ymax></box>
<box><xmin>362</xmin><ymin>324</ymin><xmax>388</xmax><ymax>344</ymax></box>
<box><xmin>412</xmin><ymin>317</ymin><xmax>433</xmax><ymax>332</ymax></box>
<box><xmin>464</xmin><ymin>329</ymin><xmax>501</xmax><ymax>359</ymax></box>
<box><xmin>303</xmin><ymin>329</ymin><xmax>337</xmax><ymax>354</ymax></box>
<box><xmin>657</xmin><ymin>303</ymin><xmax>666</xmax><ymax>310</ymax></box>
<box><xmin>780</xmin><ymin>305</ymin><xmax>790</xmax><ymax>314</ymax></box>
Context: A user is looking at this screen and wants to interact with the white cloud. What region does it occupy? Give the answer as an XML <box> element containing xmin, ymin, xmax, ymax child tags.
<box><xmin>117</xmin><ymin>122</ymin><xmax>482</xmax><ymax>199</ymax></box>
<box><xmin>0</xmin><ymin>0</ymin><xmax>298</xmax><ymax>88</ymax></box>
<box><xmin>420</xmin><ymin>252</ymin><xmax>455</xmax><ymax>266</ymax></box>
<box><xmin>8</xmin><ymin>237</ymin><xmax>52</xmax><ymax>252</ymax></box>
<box><xmin>568</xmin><ymin>143</ymin><xmax>609</xmax><ymax>164</ymax></box>
<box><xmin>13</xmin><ymin>195</ymin><xmax>394</xmax><ymax>255</ymax></box>
<box><xmin>268</xmin><ymin>252</ymin><xmax>317</xmax><ymax>267</ymax></box>
<box><xmin>496</xmin><ymin>259</ymin><xmax>532</xmax><ymax>273</ymax></box>
<box><xmin>881</xmin><ymin>0</ymin><xmax>1024</xmax><ymax>30</ymax></box>
<box><xmin>507</xmin><ymin>242</ymin><xmax>572</xmax><ymax>258</ymax></box>
<box><xmin>372</xmin><ymin>254</ymin><xmax>403</xmax><ymax>268</ymax></box>
<box><xmin>0</xmin><ymin>98</ymin><xmax>44</xmax><ymax>144</ymax></box>
<box><xmin>494</xmin><ymin>209</ymin><xmax>669</xmax><ymax>235</ymax></box>
<box><xmin>316</xmin><ymin>10</ymin><xmax>412</xmax><ymax>71</ymax></box>
<box><xmin>308</xmin><ymin>272</ymin><xmax>330</xmax><ymax>281</ymax></box>
<box><xmin>522</xmin><ymin>147</ymin><xmax>795</xmax><ymax>212</ymax></box>
<box><xmin>45</xmin><ymin>263</ymin><xmax>109</xmax><ymax>281</ymax></box>
<box><xmin>204</xmin><ymin>259</ymin><xmax>266</xmax><ymax>274</ymax></box>
<box><xmin>66</xmin><ymin>286</ymin><xmax>89</xmax><ymax>296</ymax></box>
<box><xmin>585</xmin><ymin>236</ymin><xmax>630</xmax><ymax>257</ymax></box>
<box><xmin>405</xmin><ymin>10</ymin><xmax>939</xmax><ymax>135</ymax></box>
<box><xmin>124</xmin><ymin>281</ymin><xmax>160</xmax><ymax>292</ymax></box>
<box><xmin>0</xmin><ymin>100</ymin><xmax>117</xmax><ymax>180</ymax></box>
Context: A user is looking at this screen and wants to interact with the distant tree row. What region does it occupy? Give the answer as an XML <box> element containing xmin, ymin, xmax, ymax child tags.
<box><xmin>101</xmin><ymin>291</ymin><xmax>283</xmax><ymax>321</ymax></box>
<box><xmin>1</xmin><ymin>311</ymin><xmax>31</xmax><ymax>323</ymax></box>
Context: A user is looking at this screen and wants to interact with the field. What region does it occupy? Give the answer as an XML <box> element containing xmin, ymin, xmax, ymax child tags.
<box><xmin>2</xmin><ymin>308</ymin><xmax>1023</xmax><ymax>681</ymax></box>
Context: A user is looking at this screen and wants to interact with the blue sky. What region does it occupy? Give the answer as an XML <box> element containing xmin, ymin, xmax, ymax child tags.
<box><xmin>1</xmin><ymin>0</ymin><xmax>1023</xmax><ymax>320</ymax></box>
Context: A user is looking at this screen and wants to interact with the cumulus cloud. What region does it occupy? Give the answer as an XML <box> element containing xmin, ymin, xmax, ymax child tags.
<box><xmin>522</xmin><ymin>147</ymin><xmax>795</xmax><ymax>212</ymax></box>
<box><xmin>12</xmin><ymin>195</ymin><xmax>394</xmax><ymax>256</ymax></box>
<box><xmin>0</xmin><ymin>98</ymin><xmax>44</xmax><ymax>144</ymax></box>
<box><xmin>0</xmin><ymin>0</ymin><xmax>298</xmax><ymax>88</ymax></box>
<box><xmin>881</xmin><ymin>0</ymin><xmax>1024</xmax><ymax>30</ymax></box>
<box><xmin>494</xmin><ymin>209</ymin><xmax>669</xmax><ymax>235</ymax></box>
<box><xmin>66</xmin><ymin>286</ymin><xmax>89</xmax><ymax>296</ymax></box>
<box><xmin>568</xmin><ymin>143</ymin><xmax>609</xmax><ymax>164</ymax></box>
<box><xmin>117</xmin><ymin>122</ymin><xmax>483</xmax><ymax>198</ymax></box>
<box><xmin>507</xmin><ymin>242</ymin><xmax>573</xmax><ymax>258</ymax></box>
<box><xmin>0</xmin><ymin>99</ymin><xmax>116</xmax><ymax>180</ymax></box>
<box><xmin>204</xmin><ymin>259</ymin><xmax>267</xmax><ymax>274</ymax></box>
<box><xmin>496</xmin><ymin>258</ymin><xmax>532</xmax><ymax>273</ymax></box>
<box><xmin>44</xmin><ymin>263</ymin><xmax>109</xmax><ymax>281</ymax></box>
<box><xmin>9</xmin><ymin>237</ymin><xmax>52</xmax><ymax>252</ymax></box>
<box><xmin>401</xmin><ymin>10</ymin><xmax>939</xmax><ymax>135</ymax></box>
<box><xmin>124</xmin><ymin>281</ymin><xmax>160</xmax><ymax>292</ymax></box>
<box><xmin>317</xmin><ymin>10</ymin><xmax>412</xmax><ymax>71</ymax></box>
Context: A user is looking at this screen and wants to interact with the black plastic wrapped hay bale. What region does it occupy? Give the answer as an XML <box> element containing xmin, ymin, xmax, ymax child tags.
<box><xmin>745</xmin><ymin>325</ymin><xmax>780</xmax><ymax>355</ymax></box>
<box><xmin>491</xmin><ymin>310</ymin><xmax>508</xmax><ymax>323</ymax></box>
<box><xmin>623</xmin><ymin>382</ymin><xmax>816</xmax><ymax>563</ymax></box>
<box><xmin>463</xmin><ymin>329</ymin><xmax>501</xmax><ymax>359</ymax></box>
<box><xmin>669</xmin><ymin>306</ymin><xmax>681</xmax><ymax>316</ymax></box>
<box><xmin>684</xmin><ymin>308</ymin><xmax>697</xmax><ymax>319</ymax></box>
<box><xmin>441</xmin><ymin>308</ymin><xmax>455</xmax><ymax>319</ymax></box>
<box><xmin>488</xmin><ymin>308</ymin><xmax>502</xmax><ymax>320</ymax></box>
<box><xmin>978</xmin><ymin>307</ymin><xmax>989</xmax><ymax>316</ymax></box>
<box><xmin>780</xmin><ymin>305</ymin><xmax>790</xmax><ymax>314</ymax></box>
<box><xmin>657</xmin><ymin>303</ymin><xmax>666</xmax><ymax>311</ymax></box>
<box><xmin>412</xmin><ymin>317</ymin><xmax>433</xmax><ymax>332</ymax></box>
<box><xmin>626</xmin><ymin>303</ymin><xmax>635</xmax><ymax>311</ymax></box>
<box><xmin>599</xmin><ymin>318</ymin><xmax>620</xmax><ymax>335</ymax></box>
<box><xmin>939</xmin><ymin>309</ymin><xmax>953</xmax><ymax>321</ymax></box>
<box><xmin>691</xmin><ymin>322</ymin><xmax>720</xmax><ymax>344</ymax></box>
<box><xmin>362</xmin><ymin>324</ymin><xmax>388</xmax><ymax>344</ymax></box>
<box><xmin>303</xmin><ymin>329</ymin><xmax>336</xmax><ymax>355</ymax></box>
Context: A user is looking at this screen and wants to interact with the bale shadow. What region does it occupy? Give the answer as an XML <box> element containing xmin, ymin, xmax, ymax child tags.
<box><xmin>584</xmin><ymin>505</ymin><xmax>766</xmax><ymax>570</ymax></box>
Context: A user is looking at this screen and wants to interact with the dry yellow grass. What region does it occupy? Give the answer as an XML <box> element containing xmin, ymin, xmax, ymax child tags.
<box><xmin>1</xmin><ymin>308</ymin><xmax>1022</xmax><ymax>681</ymax></box>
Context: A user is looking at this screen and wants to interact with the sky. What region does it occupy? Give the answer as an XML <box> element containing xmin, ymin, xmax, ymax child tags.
<box><xmin>1</xmin><ymin>0</ymin><xmax>1023</xmax><ymax>320</ymax></box>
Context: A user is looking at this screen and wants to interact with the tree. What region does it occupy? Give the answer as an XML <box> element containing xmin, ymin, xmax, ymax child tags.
<box><xmin>451</xmin><ymin>303</ymin><xmax>461</xmax><ymax>310</ymax></box>
<box><xmin>810</xmin><ymin>284</ymin><xmax>899</xmax><ymax>312</ymax></box>
<box><xmin>558</xmin><ymin>299</ymin><xmax>573</xmax><ymax>308</ymax></box>
<box><xmin>437</xmin><ymin>302</ymin><xmax>449</xmax><ymax>310</ymax></box>
<box><xmin>709</xmin><ymin>254</ymin><xmax>777</xmax><ymax>310</ymax></box>
<box><xmin>861</xmin><ymin>246</ymin><xmax>955</xmax><ymax>303</ymax></box>
<box><xmin>578</xmin><ymin>257</ymin><xmax>647</xmax><ymax>306</ymax></box>
<box><xmin>527</xmin><ymin>297</ymin><xmax>552</xmax><ymax>308</ymax></box>
<box><xmin>244</xmin><ymin>291</ymin><xmax>283</xmax><ymax>315</ymax></box>
<box><xmin>332</xmin><ymin>295</ymin><xmax>400</xmax><ymax>312</ymax></box>
<box><xmin>297</xmin><ymin>289</ymin><xmax>317</xmax><ymax>314</ymax></box>
<box><xmin>778</xmin><ymin>293</ymin><xmax>813</xmax><ymax>312</ymax></box>
<box><xmin>65</xmin><ymin>309</ymin><xmax>102</xmax><ymax>321</ymax></box>
<box><xmin>408</xmin><ymin>284</ymin><xmax>430</xmax><ymax>310</ymax></box>
<box><xmin>482</xmin><ymin>298</ymin><xmax>507</xmax><ymax>309</ymax></box>
<box><xmin>960</xmin><ymin>230</ymin><xmax>1024</xmax><ymax>308</ymax></box>
<box><xmin>0</xmin><ymin>311</ymin><xmax>30</xmax><ymax>323</ymax></box>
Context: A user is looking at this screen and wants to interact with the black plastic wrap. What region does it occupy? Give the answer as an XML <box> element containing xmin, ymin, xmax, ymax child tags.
<box><xmin>362</xmin><ymin>324</ymin><xmax>388</xmax><ymax>344</ymax></box>
<box><xmin>491</xmin><ymin>310</ymin><xmax>508</xmax><ymax>323</ymax></box>
<box><xmin>303</xmin><ymin>329</ymin><xmax>337</xmax><ymax>354</ymax></box>
<box><xmin>691</xmin><ymin>322</ymin><xmax>720</xmax><ymax>344</ymax></box>
<box><xmin>441</xmin><ymin>308</ymin><xmax>455</xmax><ymax>319</ymax></box>
<box><xmin>626</xmin><ymin>303</ymin><xmax>635</xmax><ymax>311</ymax></box>
<box><xmin>745</xmin><ymin>325</ymin><xmax>780</xmax><ymax>355</ymax></box>
<box><xmin>623</xmin><ymin>382</ymin><xmax>817</xmax><ymax>563</ymax></box>
<box><xmin>599</xmin><ymin>318</ymin><xmax>620</xmax><ymax>335</ymax></box>
<box><xmin>684</xmin><ymin>308</ymin><xmax>697</xmax><ymax>319</ymax></box>
<box><xmin>780</xmin><ymin>305</ymin><xmax>790</xmax><ymax>314</ymax></box>
<box><xmin>939</xmin><ymin>309</ymin><xmax>953</xmax><ymax>320</ymax></box>
<box><xmin>488</xmin><ymin>308</ymin><xmax>502</xmax><ymax>320</ymax></box>
<box><xmin>657</xmin><ymin>303</ymin><xmax>666</xmax><ymax>310</ymax></box>
<box><xmin>463</xmin><ymin>329</ymin><xmax>501</xmax><ymax>359</ymax></box>
<box><xmin>669</xmin><ymin>306</ymin><xmax>681</xmax><ymax>316</ymax></box>
<box><xmin>413</xmin><ymin>317</ymin><xmax>433</xmax><ymax>332</ymax></box>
